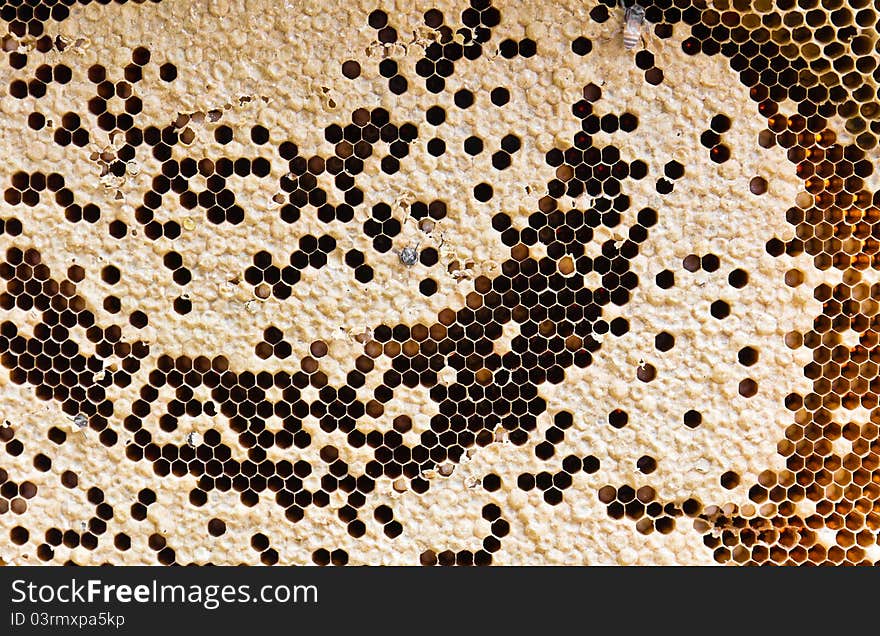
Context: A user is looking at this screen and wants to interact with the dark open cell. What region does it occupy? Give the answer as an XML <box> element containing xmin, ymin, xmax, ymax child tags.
<box><xmin>711</xmin><ymin>114</ymin><xmax>732</xmax><ymax>132</ymax></box>
<box><xmin>645</xmin><ymin>68</ymin><xmax>664</xmax><ymax>85</ymax></box>
<box><xmin>473</xmin><ymin>182</ymin><xmax>493</xmax><ymax>201</ymax></box>
<box><xmin>454</xmin><ymin>89</ymin><xmax>474</xmax><ymax>108</ymax></box>
<box><xmin>159</xmin><ymin>63</ymin><xmax>177</xmax><ymax>82</ymax></box>
<box><xmin>608</xmin><ymin>409</ymin><xmax>628</xmax><ymax>428</ymax></box>
<box><xmin>426</xmin><ymin>105</ymin><xmax>446</xmax><ymax>125</ymax></box>
<box><xmin>491</xmin><ymin>86</ymin><xmax>510</xmax><ymax>106</ymax></box>
<box><xmin>464</xmin><ymin>136</ymin><xmax>483</xmax><ymax>155</ymax></box>
<box><xmin>710</xmin><ymin>144</ymin><xmax>731</xmax><ymax>163</ymax></box>
<box><xmin>368</xmin><ymin>10</ymin><xmax>388</xmax><ymax>29</ymax></box>
<box><xmin>637</xmin><ymin>456</ymin><xmax>657</xmax><ymax>474</ymax></box>
<box><xmin>341</xmin><ymin>60</ymin><xmax>361</xmax><ymax>79</ymax></box>
<box><xmin>572</xmin><ymin>36</ymin><xmax>592</xmax><ymax>56</ymax></box>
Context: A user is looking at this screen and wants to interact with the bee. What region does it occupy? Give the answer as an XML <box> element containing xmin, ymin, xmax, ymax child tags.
<box><xmin>65</xmin><ymin>413</ymin><xmax>88</xmax><ymax>439</ymax></box>
<box><xmin>398</xmin><ymin>245</ymin><xmax>420</xmax><ymax>266</ymax></box>
<box><xmin>621</xmin><ymin>1</ymin><xmax>648</xmax><ymax>51</ymax></box>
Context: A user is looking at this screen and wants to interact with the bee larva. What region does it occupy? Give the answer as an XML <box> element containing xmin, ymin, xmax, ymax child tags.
<box><xmin>622</xmin><ymin>2</ymin><xmax>647</xmax><ymax>51</ymax></box>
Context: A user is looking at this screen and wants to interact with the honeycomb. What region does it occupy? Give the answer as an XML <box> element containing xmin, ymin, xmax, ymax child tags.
<box><xmin>0</xmin><ymin>0</ymin><xmax>878</xmax><ymax>566</ymax></box>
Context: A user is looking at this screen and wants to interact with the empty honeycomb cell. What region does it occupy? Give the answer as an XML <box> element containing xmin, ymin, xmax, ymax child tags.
<box><xmin>656</xmin><ymin>270</ymin><xmax>675</xmax><ymax>289</ymax></box>
<box><xmin>464</xmin><ymin>136</ymin><xmax>483</xmax><ymax>155</ymax></box>
<box><xmin>701</xmin><ymin>130</ymin><xmax>721</xmax><ymax>147</ymax></box>
<box><xmin>720</xmin><ymin>471</ymin><xmax>741</xmax><ymax>489</ymax></box>
<box><xmin>750</xmin><ymin>176</ymin><xmax>769</xmax><ymax>194</ymax></box>
<box><xmin>473</xmin><ymin>183</ymin><xmax>493</xmax><ymax>202</ymax></box>
<box><xmin>636</xmin><ymin>363</ymin><xmax>656</xmax><ymax>382</ymax></box>
<box><xmin>608</xmin><ymin>409</ymin><xmax>628</xmax><ymax>429</ymax></box>
<box><xmin>738</xmin><ymin>347</ymin><xmax>759</xmax><ymax>366</ymax></box>
<box><xmin>701</xmin><ymin>254</ymin><xmax>720</xmax><ymax>272</ymax></box>
<box><xmin>683</xmin><ymin>255</ymin><xmax>706</xmax><ymax>275</ymax></box>
<box><xmin>684</xmin><ymin>410</ymin><xmax>703</xmax><ymax>429</ymax></box>
<box><xmin>10</xmin><ymin>526</ymin><xmax>28</xmax><ymax>545</ymax></box>
<box><xmin>711</xmin><ymin>300</ymin><xmax>731</xmax><ymax>319</ymax></box>
<box><xmin>100</xmin><ymin>265</ymin><xmax>121</xmax><ymax>285</ymax></box>
<box><xmin>637</xmin><ymin>456</ymin><xmax>658</xmax><ymax>474</ymax></box>
<box><xmin>710</xmin><ymin>144</ymin><xmax>732</xmax><ymax>162</ymax></box>
<box><xmin>664</xmin><ymin>161</ymin><xmax>685</xmax><ymax>179</ymax></box>
<box><xmin>454</xmin><ymin>90</ymin><xmax>474</xmax><ymax>109</ymax></box>
<box><xmin>728</xmin><ymin>269</ymin><xmax>749</xmax><ymax>288</ymax></box>
<box><xmin>645</xmin><ymin>68</ymin><xmax>664</xmax><ymax>85</ymax></box>
<box><xmin>654</xmin><ymin>332</ymin><xmax>675</xmax><ymax>352</ymax></box>
<box><xmin>739</xmin><ymin>378</ymin><xmax>759</xmax><ymax>397</ymax></box>
<box><xmin>341</xmin><ymin>60</ymin><xmax>361</xmax><ymax>79</ymax></box>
